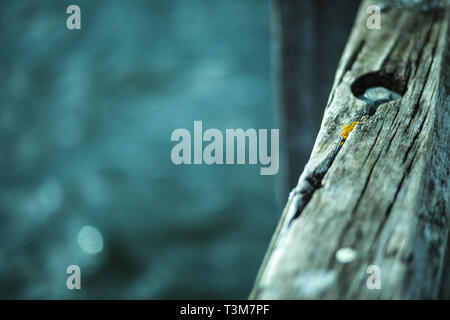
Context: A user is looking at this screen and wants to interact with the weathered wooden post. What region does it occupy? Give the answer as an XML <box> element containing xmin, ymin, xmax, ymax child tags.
<box><xmin>251</xmin><ymin>0</ymin><xmax>449</xmax><ymax>299</ymax></box>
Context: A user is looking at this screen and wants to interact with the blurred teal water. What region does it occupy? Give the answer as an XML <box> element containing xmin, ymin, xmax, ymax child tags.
<box><xmin>0</xmin><ymin>0</ymin><xmax>277</xmax><ymax>298</ymax></box>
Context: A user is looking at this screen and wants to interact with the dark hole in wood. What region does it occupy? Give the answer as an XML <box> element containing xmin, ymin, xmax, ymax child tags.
<box><xmin>351</xmin><ymin>72</ymin><xmax>404</xmax><ymax>105</ymax></box>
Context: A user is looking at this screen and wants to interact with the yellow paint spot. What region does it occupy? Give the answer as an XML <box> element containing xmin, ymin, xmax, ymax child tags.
<box><xmin>341</xmin><ymin>121</ymin><xmax>359</xmax><ymax>140</ymax></box>
<box><xmin>340</xmin><ymin>141</ymin><xmax>344</xmax><ymax>146</ymax></box>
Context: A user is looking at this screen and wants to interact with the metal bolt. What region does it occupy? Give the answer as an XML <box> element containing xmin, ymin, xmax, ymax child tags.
<box><xmin>336</xmin><ymin>247</ymin><xmax>358</xmax><ymax>264</ymax></box>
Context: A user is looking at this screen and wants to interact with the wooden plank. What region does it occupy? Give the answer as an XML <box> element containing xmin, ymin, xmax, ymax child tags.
<box><xmin>250</xmin><ymin>0</ymin><xmax>450</xmax><ymax>299</ymax></box>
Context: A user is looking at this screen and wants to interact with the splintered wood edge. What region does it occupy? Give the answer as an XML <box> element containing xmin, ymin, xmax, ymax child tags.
<box><xmin>250</xmin><ymin>0</ymin><xmax>450</xmax><ymax>299</ymax></box>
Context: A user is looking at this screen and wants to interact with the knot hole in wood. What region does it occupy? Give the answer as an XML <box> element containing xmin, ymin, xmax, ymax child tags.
<box><xmin>351</xmin><ymin>72</ymin><xmax>404</xmax><ymax>109</ymax></box>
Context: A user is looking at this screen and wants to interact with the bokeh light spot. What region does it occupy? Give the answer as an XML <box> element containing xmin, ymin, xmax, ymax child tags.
<box><xmin>77</xmin><ymin>225</ymin><xmax>104</xmax><ymax>254</ymax></box>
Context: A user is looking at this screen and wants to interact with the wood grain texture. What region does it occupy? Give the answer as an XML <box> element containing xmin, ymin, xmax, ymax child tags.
<box><xmin>251</xmin><ymin>0</ymin><xmax>450</xmax><ymax>299</ymax></box>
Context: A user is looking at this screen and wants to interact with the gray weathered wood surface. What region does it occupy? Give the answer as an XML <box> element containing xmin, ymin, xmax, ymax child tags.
<box><xmin>250</xmin><ymin>0</ymin><xmax>450</xmax><ymax>299</ymax></box>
